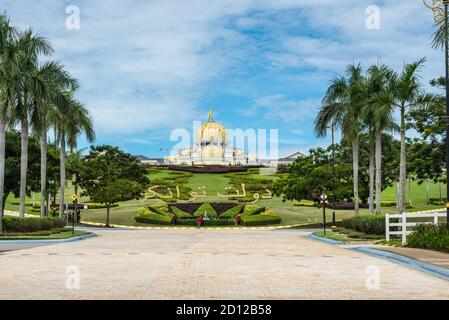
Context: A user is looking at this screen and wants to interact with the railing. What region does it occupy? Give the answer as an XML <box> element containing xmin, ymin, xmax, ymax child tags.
<box><xmin>385</xmin><ymin>211</ymin><xmax>446</xmax><ymax>245</ymax></box>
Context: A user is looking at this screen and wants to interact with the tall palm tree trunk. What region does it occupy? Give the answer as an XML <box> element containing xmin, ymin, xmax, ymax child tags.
<box><xmin>0</xmin><ymin>119</ymin><xmax>6</xmax><ymax>232</ymax></box>
<box><xmin>375</xmin><ymin>131</ymin><xmax>382</xmax><ymax>215</ymax></box>
<box><xmin>352</xmin><ymin>139</ymin><xmax>359</xmax><ymax>214</ymax></box>
<box><xmin>40</xmin><ymin>129</ymin><xmax>47</xmax><ymax>217</ymax></box>
<box><xmin>369</xmin><ymin>149</ymin><xmax>374</xmax><ymax>214</ymax></box>
<box><xmin>399</xmin><ymin>106</ymin><xmax>406</xmax><ymax>213</ymax></box>
<box><xmin>19</xmin><ymin>119</ymin><xmax>29</xmax><ymax>218</ymax></box>
<box><xmin>59</xmin><ymin>134</ymin><xmax>66</xmax><ymax>218</ymax></box>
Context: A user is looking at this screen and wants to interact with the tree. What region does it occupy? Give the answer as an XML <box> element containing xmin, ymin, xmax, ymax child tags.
<box><xmin>53</xmin><ymin>96</ymin><xmax>95</xmax><ymax>217</ymax></box>
<box><xmin>10</xmin><ymin>29</ymin><xmax>53</xmax><ymax>217</ymax></box>
<box><xmin>78</xmin><ymin>146</ymin><xmax>150</xmax><ymax>227</ymax></box>
<box><xmin>2</xmin><ymin>130</ymin><xmax>40</xmax><ymax>211</ymax></box>
<box><xmin>31</xmin><ymin>61</ymin><xmax>78</xmax><ymax>216</ymax></box>
<box><xmin>365</xmin><ymin>64</ymin><xmax>398</xmax><ymax>214</ymax></box>
<box><xmin>384</xmin><ymin>58</ymin><xmax>437</xmax><ymax>212</ymax></box>
<box><xmin>0</xmin><ymin>12</ymin><xmax>18</xmax><ymax>231</ymax></box>
<box><xmin>314</xmin><ymin>63</ymin><xmax>365</xmax><ymax>214</ymax></box>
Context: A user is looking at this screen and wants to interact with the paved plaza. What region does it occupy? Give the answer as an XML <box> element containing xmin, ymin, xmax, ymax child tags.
<box><xmin>0</xmin><ymin>229</ymin><xmax>448</xmax><ymax>300</ymax></box>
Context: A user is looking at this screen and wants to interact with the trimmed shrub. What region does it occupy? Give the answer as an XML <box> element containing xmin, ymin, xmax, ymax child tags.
<box><xmin>241</xmin><ymin>206</ymin><xmax>265</xmax><ymax>219</ymax></box>
<box><xmin>134</xmin><ymin>213</ymin><xmax>171</xmax><ymax>225</ymax></box>
<box><xmin>177</xmin><ymin>219</ymin><xmax>234</xmax><ymax>226</ymax></box>
<box><xmin>407</xmin><ymin>225</ymin><xmax>449</xmax><ymax>252</ymax></box>
<box><xmin>170</xmin><ymin>206</ymin><xmax>192</xmax><ymax>219</ymax></box>
<box><xmin>219</xmin><ymin>204</ymin><xmax>244</xmax><ymax>219</ymax></box>
<box><xmin>2</xmin><ymin>216</ymin><xmax>66</xmax><ymax>233</ymax></box>
<box><xmin>193</xmin><ymin>203</ymin><xmax>217</xmax><ymax>218</ymax></box>
<box><xmin>294</xmin><ymin>200</ymin><xmax>316</xmax><ymax>207</ymax></box>
<box><xmin>148</xmin><ymin>205</ymin><xmax>171</xmax><ymax>216</ymax></box>
<box><xmin>341</xmin><ymin>215</ymin><xmax>385</xmax><ymax>235</ymax></box>
<box><xmin>243</xmin><ymin>212</ymin><xmax>281</xmax><ymax>226</ymax></box>
<box><xmin>10</xmin><ymin>201</ymin><xmax>35</xmax><ymax>207</ymax></box>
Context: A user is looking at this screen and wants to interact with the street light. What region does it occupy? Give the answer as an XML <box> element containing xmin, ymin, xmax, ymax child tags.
<box><xmin>424</xmin><ymin>0</ymin><xmax>449</xmax><ymax>227</ymax></box>
<box><xmin>320</xmin><ymin>193</ymin><xmax>328</xmax><ymax>235</ymax></box>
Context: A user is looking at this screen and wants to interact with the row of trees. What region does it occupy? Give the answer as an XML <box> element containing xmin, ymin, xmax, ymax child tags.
<box><xmin>0</xmin><ymin>12</ymin><xmax>95</xmax><ymax>231</ymax></box>
<box><xmin>313</xmin><ymin>59</ymin><xmax>443</xmax><ymax>215</ymax></box>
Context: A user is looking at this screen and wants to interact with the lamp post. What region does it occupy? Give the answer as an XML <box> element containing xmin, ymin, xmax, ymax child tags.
<box><xmin>424</xmin><ymin>0</ymin><xmax>449</xmax><ymax>227</ymax></box>
<box><xmin>320</xmin><ymin>193</ymin><xmax>328</xmax><ymax>235</ymax></box>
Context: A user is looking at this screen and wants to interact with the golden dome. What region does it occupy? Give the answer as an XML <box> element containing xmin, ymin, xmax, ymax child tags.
<box><xmin>196</xmin><ymin>108</ymin><xmax>227</xmax><ymax>145</ymax></box>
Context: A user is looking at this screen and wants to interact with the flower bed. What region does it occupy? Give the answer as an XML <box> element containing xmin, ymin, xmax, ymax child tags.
<box><xmin>135</xmin><ymin>203</ymin><xmax>281</xmax><ymax>226</ymax></box>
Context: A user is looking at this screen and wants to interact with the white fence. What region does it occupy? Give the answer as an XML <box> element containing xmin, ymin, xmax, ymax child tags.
<box><xmin>385</xmin><ymin>211</ymin><xmax>447</xmax><ymax>245</ymax></box>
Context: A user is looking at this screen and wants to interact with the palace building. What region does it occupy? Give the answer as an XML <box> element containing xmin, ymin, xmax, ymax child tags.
<box><xmin>164</xmin><ymin>109</ymin><xmax>257</xmax><ymax>166</ymax></box>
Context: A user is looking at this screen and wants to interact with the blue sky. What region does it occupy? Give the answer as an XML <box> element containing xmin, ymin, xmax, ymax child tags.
<box><xmin>0</xmin><ymin>0</ymin><xmax>442</xmax><ymax>158</ymax></box>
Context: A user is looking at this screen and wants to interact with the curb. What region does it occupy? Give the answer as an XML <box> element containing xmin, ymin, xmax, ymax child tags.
<box><xmin>351</xmin><ymin>247</ymin><xmax>449</xmax><ymax>282</ymax></box>
<box><xmin>0</xmin><ymin>232</ymin><xmax>96</xmax><ymax>244</ymax></box>
<box><xmin>308</xmin><ymin>233</ymin><xmax>344</xmax><ymax>245</ymax></box>
<box><xmin>80</xmin><ymin>220</ymin><xmax>303</xmax><ymax>231</ymax></box>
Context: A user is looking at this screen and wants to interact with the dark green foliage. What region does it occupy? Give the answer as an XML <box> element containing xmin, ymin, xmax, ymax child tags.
<box><xmin>219</xmin><ymin>204</ymin><xmax>244</xmax><ymax>219</ymax></box>
<box><xmin>83</xmin><ymin>203</ymin><xmax>119</xmax><ymax>209</ymax></box>
<box><xmin>273</xmin><ymin>141</ymin><xmax>399</xmax><ymax>204</ymax></box>
<box><xmin>193</xmin><ymin>203</ymin><xmax>217</xmax><ymax>218</ymax></box>
<box><xmin>407</xmin><ymin>225</ymin><xmax>449</xmax><ymax>252</ymax></box>
<box><xmin>341</xmin><ymin>215</ymin><xmax>385</xmax><ymax>235</ymax></box>
<box><xmin>3</xmin><ymin>131</ymin><xmax>42</xmax><ymax>209</ymax></box>
<box><xmin>2</xmin><ymin>216</ymin><xmax>65</xmax><ymax>233</ymax></box>
<box><xmin>79</xmin><ymin>145</ymin><xmax>150</xmax><ymax>226</ymax></box>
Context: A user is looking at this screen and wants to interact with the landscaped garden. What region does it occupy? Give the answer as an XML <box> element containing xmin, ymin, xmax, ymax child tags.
<box><xmin>135</xmin><ymin>202</ymin><xmax>281</xmax><ymax>226</ymax></box>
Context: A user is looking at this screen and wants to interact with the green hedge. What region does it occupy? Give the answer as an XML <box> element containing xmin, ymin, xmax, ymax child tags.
<box><xmin>241</xmin><ymin>206</ymin><xmax>265</xmax><ymax>219</ymax></box>
<box><xmin>2</xmin><ymin>216</ymin><xmax>66</xmax><ymax>233</ymax></box>
<box><xmin>177</xmin><ymin>219</ymin><xmax>234</xmax><ymax>226</ymax></box>
<box><xmin>134</xmin><ymin>213</ymin><xmax>171</xmax><ymax>225</ymax></box>
<box><xmin>219</xmin><ymin>204</ymin><xmax>244</xmax><ymax>219</ymax></box>
<box><xmin>341</xmin><ymin>215</ymin><xmax>385</xmax><ymax>235</ymax></box>
<box><xmin>148</xmin><ymin>205</ymin><xmax>171</xmax><ymax>217</ymax></box>
<box><xmin>294</xmin><ymin>200</ymin><xmax>316</xmax><ymax>207</ymax></box>
<box><xmin>407</xmin><ymin>225</ymin><xmax>449</xmax><ymax>252</ymax></box>
<box><xmin>193</xmin><ymin>203</ymin><xmax>217</xmax><ymax>218</ymax></box>
<box><xmin>170</xmin><ymin>206</ymin><xmax>192</xmax><ymax>219</ymax></box>
<box><xmin>243</xmin><ymin>212</ymin><xmax>281</xmax><ymax>226</ymax></box>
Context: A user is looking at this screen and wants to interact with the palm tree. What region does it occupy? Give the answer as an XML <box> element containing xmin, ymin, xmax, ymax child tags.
<box><xmin>385</xmin><ymin>58</ymin><xmax>437</xmax><ymax>213</ymax></box>
<box><xmin>31</xmin><ymin>61</ymin><xmax>78</xmax><ymax>216</ymax></box>
<box><xmin>11</xmin><ymin>29</ymin><xmax>53</xmax><ymax>217</ymax></box>
<box><xmin>0</xmin><ymin>12</ymin><xmax>18</xmax><ymax>231</ymax></box>
<box><xmin>315</xmin><ymin>64</ymin><xmax>365</xmax><ymax>214</ymax></box>
<box><xmin>53</xmin><ymin>96</ymin><xmax>94</xmax><ymax>217</ymax></box>
<box><xmin>365</xmin><ymin>64</ymin><xmax>398</xmax><ymax>215</ymax></box>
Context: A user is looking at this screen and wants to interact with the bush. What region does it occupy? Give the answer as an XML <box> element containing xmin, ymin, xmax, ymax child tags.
<box><xmin>381</xmin><ymin>201</ymin><xmax>396</xmax><ymax>207</ymax></box>
<box><xmin>193</xmin><ymin>203</ymin><xmax>217</xmax><ymax>218</ymax></box>
<box><xmin>294</xmin><ymin>200</ymin><xmax>316</xmax><ymax>207</ymax></box>
<box><xmin>148</xmin><ymin>205</ymin><xmax>171</xmax><ymax>216</ymax></box>
<box><xmin>2</xmin><ymin>216</ymin><xmax>66</xmax><ymax>233</ymax></box>
<box><xmin>170</xmin><ymin>206</ymin><xmax>192</xmax><ymax>219</ymax></box>
<box><xmin>177</xmin><ymin>219</ymin><xmax>234</xmax><ymax>226</ymax></box>
<box><xmin>407</xmin><ymin>225</ymin><xmax>449</xmax><ymax>252</ymax></box>
<box><xmin>134</xmin><ymin>213</ymin><xmax>171</xmax><ymax>225</ymax></box>
<box><xmin>10</xmin><ymin>201</ymin><xmax>35</xmax><ymax>206</ymax></box>
<box><xmin>341</xmin><ymin>215</ymin><xmax>385</xmax><ymax>235</ymax></box>
<box><xmin>243</xmin><ymin>212</ymin><xmax>281</xmax><ymax>226</ymax></box>
<box><xmin>241</xmin><ymin>206</ymin><xmax>265</xmax><ymax>219</ymax></box>
<box><xmin>219</xmin><ymin>204</ymin><xmax>244</xmax><ymax>219</ymax></box>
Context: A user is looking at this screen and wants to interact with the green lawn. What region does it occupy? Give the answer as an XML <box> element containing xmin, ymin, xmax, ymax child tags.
<box><xmin>0</xmin><ymin>230</ymin><xmax>91</xmax><ymax>240</ymax></box>
<box><xmin>6</xmin><ymin>169</ymin><xmax>447</xmax><ymax>227</ymax></box>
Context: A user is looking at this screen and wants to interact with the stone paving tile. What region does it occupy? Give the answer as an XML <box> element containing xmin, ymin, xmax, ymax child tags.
<box><xmin>0</xmin><ymin>230</ymin><xmax>448</xmax><ymax>300</ymax></box>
